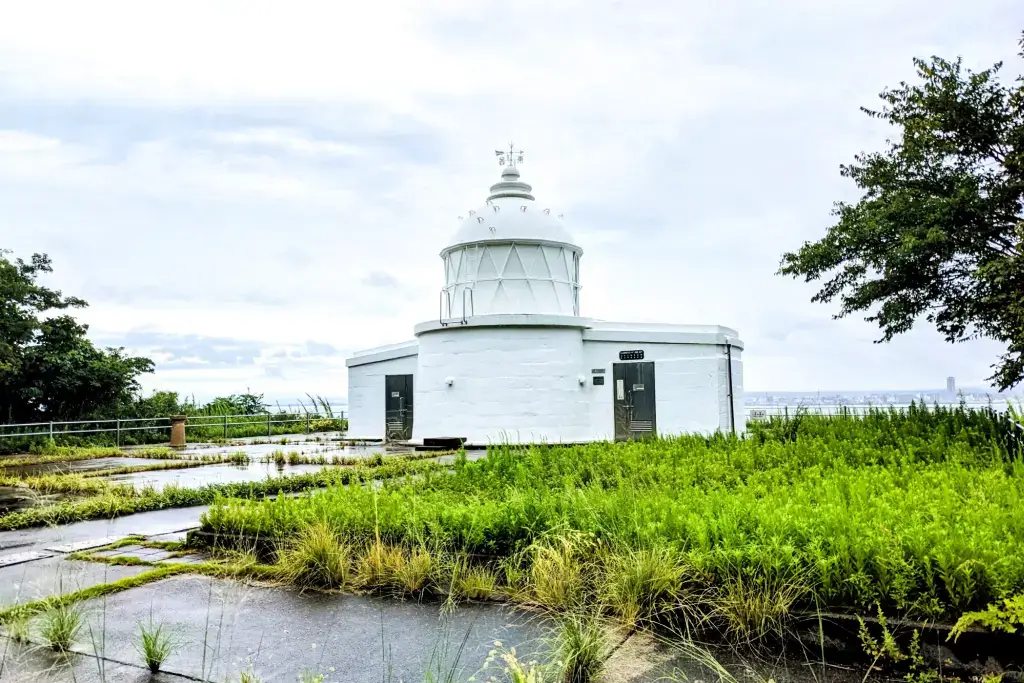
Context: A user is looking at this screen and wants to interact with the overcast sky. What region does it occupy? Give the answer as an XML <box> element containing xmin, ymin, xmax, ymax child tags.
<box><xmin>2</xmin><ymin>0</ymin><xmax>1021</xmax><ymax>403</ymax></box>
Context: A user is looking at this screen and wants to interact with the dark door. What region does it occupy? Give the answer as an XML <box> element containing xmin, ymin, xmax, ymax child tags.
<box><xmin>612</xmin><ymin>362</ymin><xmax>656</xmax><ymax>441</ymax></box>
<box><xmin>384</xmin><ymin>374</ymin><xmax>414</xmax><ymax>440</ymax></box>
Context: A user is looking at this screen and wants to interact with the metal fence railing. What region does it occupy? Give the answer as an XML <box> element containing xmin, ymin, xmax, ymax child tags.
<box><xmin>745</xmin><ymin>402</ymin><xmax>1006</xmax><ymax>420</ymax></box>
<box><xmin>0</xmin><ymin>411</ymin><xmax>347</xmax><ymax>446</ymax></box>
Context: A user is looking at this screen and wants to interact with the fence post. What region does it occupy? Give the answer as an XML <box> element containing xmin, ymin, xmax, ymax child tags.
<box><xmin>48</xmin><ymin>422</ymin><xmax>53</xmax><ymax>441</ymax></box>
<box><xmin>116</xmin><ymin>419</ymin><xmax>121</xmax><ymax>448</ymax></box>
<box><xmin>267</xmin><ymin>412</ymin><xmax>271</xmax><ymax>437</ymax></box>
<box><xmin>169</xmin><ymin>415</ymin><xmax>187</xmax><ymax>448</ymax></box>
<box><xmin>223</xmin><ymin>415</ymin><xmax>228</xmax><ymax>440</ymax></box>
<box><xmin>306</xmin><ymin>414</ymin><xmax>310</xmax><ymax>435</ymax></box>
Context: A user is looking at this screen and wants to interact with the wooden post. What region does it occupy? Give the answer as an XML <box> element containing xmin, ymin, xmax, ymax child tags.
<box><xmin>169</xmin><ymin>415</ymin><xmax>187</xmax><ymax>448</ymax></box>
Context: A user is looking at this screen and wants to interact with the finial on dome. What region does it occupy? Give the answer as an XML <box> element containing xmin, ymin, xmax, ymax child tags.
<box><xmin>494</xmin><ymin>142</ymin><xmax>524</xmax><ymax>168</ymax></box>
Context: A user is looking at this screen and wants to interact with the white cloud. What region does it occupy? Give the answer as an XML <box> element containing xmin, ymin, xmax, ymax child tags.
<box><xmin>0</xmin><ymin>0</ymin><xmax>1019</xmax><ymax>399</ymax></box>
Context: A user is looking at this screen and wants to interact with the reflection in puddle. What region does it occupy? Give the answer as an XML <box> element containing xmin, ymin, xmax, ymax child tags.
<box><xmin>2</xmin><ymin>457</ymin><xmax>181</xmax><ymax>477</ymax></box>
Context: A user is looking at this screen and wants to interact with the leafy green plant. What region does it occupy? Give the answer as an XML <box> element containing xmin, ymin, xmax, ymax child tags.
<box><xmin>39</xmin><ymin>602</ymin><xmax>83</xmax><ymax>651</ymax></box>
<box><xmin>950</xmin><ymin>594</ymin><xmax>1024</xmax><ymax>640</ymax></box>
<box><xmin>134</xmin><ymin>618</ymin><xmax>177</xmax><ymax>672</ymax></box>
<box><xmin>198</xmin><ymin>407</ymin><xmax>1024</xmax><ymax>622</ymax></box>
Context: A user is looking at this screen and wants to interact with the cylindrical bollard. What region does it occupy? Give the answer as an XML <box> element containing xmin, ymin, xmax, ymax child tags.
<box><xmin>169</xmin><ymin>415</ymin><xmax>187</xmax><ymax>448</ymax></box>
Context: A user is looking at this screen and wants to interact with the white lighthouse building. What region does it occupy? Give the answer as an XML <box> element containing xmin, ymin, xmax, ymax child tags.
<box><xmin>346</xmin><ymin>155</ymin><xmax>744</xmax><ymax>445</ymax></box>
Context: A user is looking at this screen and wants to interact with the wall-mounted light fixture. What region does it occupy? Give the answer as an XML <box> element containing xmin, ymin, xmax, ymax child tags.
<box><xmin>445</xmin><ymin>377</ymin><xmax>455</xmax><ymax>387</ymax></box>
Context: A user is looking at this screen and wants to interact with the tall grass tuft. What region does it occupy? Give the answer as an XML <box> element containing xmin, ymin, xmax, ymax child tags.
<box><xmin>6</xmin><ymin>613</ymin><xmax>32</xmax><ymax>643</ymax></box>
<box><xmin>39</xmin><ymin>602</ymin><xmax>83</xmax><ymax>651</ymax></box>
<box><xmin>135</xmin><ymin>618</ymin><xmax>177</xmax><ymax>672</ymax></box>
<box><xmin>551</xmin><ymin>613</ymin><xmax>610</xmax><ymax>683</ymax></box>
<box><xmin>710</xmin><ymin>570</ymin><xmax>809</xmax><ymax>642</ymax></box>
<box><xmin>599</xmin><ymin>546</ymin><xmax>682</xmax><ymax>630</ymax></box>
<box><xmin>449</xmin><ymin>555</ymin><xmax>499</xmax><ymax>601</ymax></box>
<box><xmin>279</xmin><ymin>522</ymin><xmax>353</xmax><ymax>590</ymax></box>
<box><xmin>393</xmin><ymin>546</ymin><xmax>435</xmax><ymax>596</ymax></box>
<box><xmin>530</xmin><ymin>537</ymin><xmax>588</xmax><ymax>610</ymax></box>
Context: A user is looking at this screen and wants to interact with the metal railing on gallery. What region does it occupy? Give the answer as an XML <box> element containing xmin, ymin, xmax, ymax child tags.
<box><xmin>0</xmin><ymin>410</ymin><xmax>347</xmax><ymax>446</ymax></box>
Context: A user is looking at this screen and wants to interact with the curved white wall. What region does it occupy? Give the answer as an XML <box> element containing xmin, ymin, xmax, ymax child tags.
<box><xmin>413</xmin><ymin>325</ymin><xmax>591</xmax><ymax>443</ymax></box>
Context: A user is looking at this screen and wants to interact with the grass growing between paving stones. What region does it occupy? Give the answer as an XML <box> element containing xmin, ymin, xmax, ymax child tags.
<box><xmin>38</xmin><ymin>602</ymin><xmax>84</xmax><ymax>651</ymax></box>
<box><xmin>135</xmin><ymin>618</ymin><xmax>178</xmax><ymax>672</ymax></box>
<box><xmin>0</xmin><ymin>445</ymin><xmax>181</xmax><ymax>469</ymax></box>
<box><xmin>0</xmin><ymin>457</ymin><xmax>446</xmax><ymax>530</ymax></box>
<box><xmin>199</xmin><ymin>405</ymin><xmax>1024</xmax><ymax>645</ymax></box>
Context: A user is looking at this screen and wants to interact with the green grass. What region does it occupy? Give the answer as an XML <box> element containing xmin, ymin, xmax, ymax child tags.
<box><xmin>0</xmin><ymin>457</ymin><xmax>445</xmax><ymax>530</ymax></box>
<box><xmin>198</xmin><ymin>405</ymin><xmax>1024</xmax><ymax>630</ymax></box>
<box><xmin>135</xmin><ymin>618</ymin><xmax>178</xmax><ymax>672</ymax></box>
<box><xmin>551</xmin><ymin>613</ymin><xmax>610</xmax><ymax>683</ymax></box>
<box><xmin>278</xmin><ymin>522</ymin><xmax>353</xmax><ymax>590</ymax></box>
<box><xmin>38</xmin><ymin>602</ymin><xmax>83</xmax><ymax>651</ymax></box>
<box><xmin>0</xmin><ymin>446</ymin><xmax>180</xmax><ymax>468</ymax></box>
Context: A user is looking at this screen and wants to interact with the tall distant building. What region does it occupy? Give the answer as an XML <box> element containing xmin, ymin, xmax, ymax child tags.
<box><xmin>946</xmin><ymin>376</ymin><xmax>956</xmax><ymax>395</ymax></box>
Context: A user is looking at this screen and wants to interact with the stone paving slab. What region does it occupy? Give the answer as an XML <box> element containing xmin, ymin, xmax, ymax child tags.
<box><xmin>62</xmin><ymin>574</ymin><xmax>548</xmax><ymax>682</ymax></box>
<box><xmin>0</xmin><ymin>641</ymin><xmax>191</xmax><ymax>682</ymax></box>
<box><xmin>155</xmin><ymin>554</ymin><xmax>204</xmax><ymax>565</ymax></box>
<box><xmin>0</xmin><ymin>557</ymin><xmax>150</xmax><ymax>608</ymax></box>
<box><xmin>0</xmin><ymin>550</ymin><xmax>54</xmax><ymax>568</ymax></box>
<box><xmin>0</xmin><ymin>506</ymin><xmax>206</xmax><ymax>554</ymax></box>
<box><xmin>46</xmin><ymin>537</ymin><xmax>125</xmax><ymax>554</ymax></box>
<box><xmin>145</xmin><ymin>530</ymin><xmax>188</xmax><ymax>543</ymax></box>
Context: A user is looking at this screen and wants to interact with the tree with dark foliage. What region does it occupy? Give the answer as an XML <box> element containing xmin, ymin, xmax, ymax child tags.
<box><xmin>0</xmin><ymin>250</ymin><xmax>154</xmax><ymax>423</ymax></box>
<box><xmin>780</xmin><ymin>33</ymin><xmax>1024</xmax><ymax>390</ymax></box>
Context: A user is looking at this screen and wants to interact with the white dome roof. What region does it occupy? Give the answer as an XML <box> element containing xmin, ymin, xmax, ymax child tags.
<box><xmin>442</xmin><ymin>166</ymin><xmax>580</xmax><ymax>256</ymax></box>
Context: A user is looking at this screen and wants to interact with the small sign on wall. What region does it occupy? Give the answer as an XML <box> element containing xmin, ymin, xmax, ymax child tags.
<box><xmin>616</xmin><ymin>379</ymin><xmax>625</xmax><ymax>400</ymax></box>
<box><xmin>391</xmin><ymin>392</ymin><xmax>400</xmax><ymax>398</ymax></box>
<box><xmin>749</xmin><ymin>409</ymin><xmax>767</xmax><ymax>420</ymax></box>
<box><xmin>618</xmin><ymin>350</ymin><xmax>644</xmax><ymax>361</ymax></box>
<box><xmin>593</xmin><ymin>376</ymin><xmax>605</xmax><ymax>386</ymax></box>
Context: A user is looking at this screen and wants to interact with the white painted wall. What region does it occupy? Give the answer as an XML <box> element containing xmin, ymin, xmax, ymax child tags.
<box><xmin>581</xmin><ymin>342</ymin><xmax>740</xmax><ymax>437</ymax></box>
<box><xmin>413</xmin><ymin>325</ymin><xmax>592</xmax><ymax>443</ymax></box>
<box><xmin>346</xmin><ymin>353</ymin><xmax>418</xmax><ymax>439</ymax></box>
<box><xmin>347</xmin><ymin>322</ymin><xmax>745</xmax><ymax>442</ymax></box>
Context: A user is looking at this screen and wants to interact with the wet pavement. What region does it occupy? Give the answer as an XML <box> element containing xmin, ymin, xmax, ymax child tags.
<box><xmin>0</xmin><ymin>556</ymin><xmax>150</xmax><ymax>608</ymax></box>
<box><xmin>68</xmin><ymin>575</ymin><xmax>546</xmax><ymax>682</ymax></box>
<box><xmin>99</xmin><ymin>461</ymin><xmax>332</xmax><ymax>491</ymax></box>
<box><xmin>0</xmin><ymin>505</ymin><xmax>207</xmax><ymax>555</ymax></box>
<box><xmin>0</xmin><ymin>487</ymin><xmax>79</xmax><ymax>516</ymax></box>
<box><xmin>0</xmin><ymin>457</ymin><xmax>181</xmax><ymax>477</ymax></box>
<box><xmin>173</xmin><ymin>431</ymin><xmax>405</xmax><ymax>458</ymax></box>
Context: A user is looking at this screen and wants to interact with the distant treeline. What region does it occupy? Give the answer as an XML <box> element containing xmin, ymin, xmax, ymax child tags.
<box><xmin>1</xmin><ymin>250</ymin><xmax>344</xmax><ymax>452</ymax></box>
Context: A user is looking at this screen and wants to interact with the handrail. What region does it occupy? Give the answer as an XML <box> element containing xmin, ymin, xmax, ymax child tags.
<box><xmin>461</xmin><ymin>287</ymin><xmax>474</xmax><ymax>324</ymax></box>
<box><xmin>439</xmin><ymin>288</ymin><xmax>452</xmax><ymax>326</ymax></box>
<box><xmin>0</xmin><ymin>410</ymin><xmax>346</xmax><ymax>442</ymax></box>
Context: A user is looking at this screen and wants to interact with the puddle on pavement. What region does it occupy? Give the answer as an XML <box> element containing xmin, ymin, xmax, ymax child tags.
<box><xmin>1</xmin><ymin>457</ymin><xmax>181</xmax><ymax>477</ymax></box>
<box><xmin>0</xmin><ymin>486</ymin><xmax>79</xmax><ymax>515</ymax></box>
<box><xmin>101</xmin><ymin>461</ymin><xmax>339</xmax><ymax>491</ymax></box>
<box><xmin>177</xmin><ymin>440</ymin><xmax>413</xmax><ymax>461</ymax></box>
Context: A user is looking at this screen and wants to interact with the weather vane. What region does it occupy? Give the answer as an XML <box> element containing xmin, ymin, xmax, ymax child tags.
<box><xmin>495</xmin><ymin>142</ymin><xmax>524</xmax><ymax>167</ymax></box>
